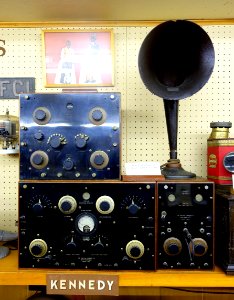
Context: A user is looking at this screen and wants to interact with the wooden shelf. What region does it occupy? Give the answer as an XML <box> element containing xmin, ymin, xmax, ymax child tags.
<box><xmin>0</xmin><ymin>250</ymin><xmax>234</xmax><ymax>287</ymax></box>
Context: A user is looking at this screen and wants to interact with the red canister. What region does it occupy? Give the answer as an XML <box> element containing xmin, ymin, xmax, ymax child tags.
<box><xmin>207</xmin><ymin>122</ymin><xmax>234</xmax><ymax>185</ymax></box>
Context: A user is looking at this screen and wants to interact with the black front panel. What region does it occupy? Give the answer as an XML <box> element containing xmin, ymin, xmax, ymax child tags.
<box><xmin>19</xmin><ymin>93</ymin><xmax>120</xmax><ymax>180</ymax></box>
<box><xmin>19</xmin><ymin>181</ymin><xmax>155</xmax><ymax>270</ymax></box>
<box><xmin>215</xmin><ymin>191</ymin><xmax>234</xmax><ymax>274</ymax></box>
<box><xmin>157</xmin><ymin>181</ymin><xmax>214</xmax><ymax>269</ymax></box>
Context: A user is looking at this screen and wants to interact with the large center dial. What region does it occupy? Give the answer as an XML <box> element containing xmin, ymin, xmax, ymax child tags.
<box><xmin>75</xmin><ymin>213</ymin><xmax>97</xmax><ymax>235</ymax></box>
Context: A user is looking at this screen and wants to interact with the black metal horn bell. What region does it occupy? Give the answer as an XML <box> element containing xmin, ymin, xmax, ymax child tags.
<box><xmin>138</xmin><ymin>20</ymin><xmax>215</xmax><ymax>179</ymax></box>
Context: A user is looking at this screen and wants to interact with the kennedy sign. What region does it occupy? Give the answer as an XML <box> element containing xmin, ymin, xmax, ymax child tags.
<box><xmin>46</xmin><ymin>274</ymin><xmax>119</xmax><ymax>296</ymax></box>
<box><xmin>0</xmin><ymin>77</ymin><xmax>35</xmax><ymax>99</ymax></box>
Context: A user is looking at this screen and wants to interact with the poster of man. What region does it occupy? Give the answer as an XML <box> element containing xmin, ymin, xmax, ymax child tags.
<box><xmin>43</xmin><ymin>30</ymin><xmax>114</xmax><ymax>87</ymax></box>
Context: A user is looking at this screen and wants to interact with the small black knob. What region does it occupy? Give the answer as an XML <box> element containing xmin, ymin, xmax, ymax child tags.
<box><xmin>61</xmin><ymin>201</ymin><xmax>72</xmax><ymax>213</ymax></box>
<box><xmin>31</xmin><ymin>244</ymin><xmax>42</xmax><ymax>256</ymax></box>
<box><xmin>100</xmin><ymin>201</ymin><xmax>110</xmax><ymax>212</ymax></box>
<box><xmin>63</xmin><ymin>159</ymin><xmax>74</xmax><ymax>171</ymax></box>
<box><xmin>194</xmin><ymin>244</ymin><xmax>206</xmax><ymax>255</ymax></box>
<box><xmin>93</xmin><ymin>241</ymin><xmax>105</xmax><ymax>252</ymax></box>
<box><xmin>163</xmin><ymin>237</ymin><xmax>182</xmax><ymax>256</ymax></box>
<box><xmin>50</xmin><ymin>136</ymin><xmax>61</xmax><ymax>149</ymax></box>
<box><xmin>32</xmin><ymin>154</ymin><xmax>43</xmax><ymax>165</ymax></box>
<box><xmin>94</xmin><ymin>154</ymin><xmax>105</xmax><ymax>165</ymax></box>
<box><xmin>66</xmin><ymin>241</ymin><xmax>77</xmax><ymax>251</ymax></box>
<box><xmin>128</xmin><ymin>203</ymin><xmax>139</xmax><ymax>215</ymax></box>
<box><xmin>34</xmin><ymin>132</ymin><xmax>44</xmax><ymax>140</ymax></box>
<box><xmin>44</xmin><ymin>255</ymin><xmax>52</xmax><ymax>262</ymax></box>
<box><xmin>92</xmin><ymin>109</ymin><xmax>103</xmax><ymax>121</ymax></box>
<box><xmin>167</xmin><ymin>243</ymin><xmax>180</xmax><ymax>255</ymax></box>
<box><xmin>130</xmin><ymin>246</ymin><xmax>141</xmax><ymax>258</ymax></box>
<box><xmin>35</xmin><ymin>109</ymin><xmax>46</xmax><ymax>121</ymax></box>
<box><xmin>32</xmin><ymin>203</ymin><xmax>44</xmax><ymax>215</ymax></box>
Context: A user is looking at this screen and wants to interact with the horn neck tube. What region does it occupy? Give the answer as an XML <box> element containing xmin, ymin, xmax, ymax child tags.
<box><xmin>163</xmin><ymin>99</ymin><xmax>178</xmax><ymax>160</ymax></box>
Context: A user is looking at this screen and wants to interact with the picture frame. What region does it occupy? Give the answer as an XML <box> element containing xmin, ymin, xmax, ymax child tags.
<box><xmin>42</xmin><ymin>29</ymin><xmax>114</xmax><ymax>87</ymax></box>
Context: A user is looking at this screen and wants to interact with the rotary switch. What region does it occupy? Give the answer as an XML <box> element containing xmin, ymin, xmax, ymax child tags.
<box><xmin>65</xmin><ymin>236</ymin><xmax>78</xmax><ymax>252</ymax></box>
<box><xmin>48</xmin><ymin>134</ymin><xmax>67</xmax><ymax>149</ymax></box>
<box><xmin>96</xmin><ymin>195</ymin><xmax>115</xmax><ymax>214</ymax></box>
<box><xmin>63</xmin><ymin>158</ymin><xmax>74</xmax><ymax>171</ymax></box>
<box><xmin>163</xmin><ymin>237</ymin><xmax>182</xmax><ymax>256</ymax></box>
<box><xmin>75</xmin><ymin>134</ymin><xmax>89</xmax><ymax>149</ymax></box>
<box><xmin>58</xmin><ymin>195</ymin><xmax>77</xmax><ymax>214</ymax></box>
<box><xmin>34</xmin><ymin>131</ymin><xmax>44</xmax><ymax>141</ymax></box>
<box><xmin>28</xmin><ymin>195</ymin><xmax>52</xmax><ymax>215</ymax></box>
<box><xmin>189</xmin><ymin>238</ymin><xmax>208</xmax><ymax>256</ymax></box>
<box><xmin>121</xmin><ymin>195</ymin><xmax>144</xmax><ymax>215</ymax></box>
<box><xmin>125</xmin><ymin>240</ymin><xmax>144</xmax><ymax>259</ymax></box>
<box><xmin>32</xmin><ymin>202</ymin><xmax>43</xmax><ymax>215</ymax></box>
<box><xmin>29</xmin><ymin>239</ymin><xmax>48</xmax><ymax>257</ymax></box>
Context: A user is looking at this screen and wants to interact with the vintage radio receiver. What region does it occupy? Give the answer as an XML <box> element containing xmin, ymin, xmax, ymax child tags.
<box><xmin>215</xmin><ymin>190</ymin><xmax>234</xmax><ymax>274</ymax></box>
<box><xmin>18</xmin><ymin>181</ymin><xmax>155</xmax><ymax>270</ymax></box>
<box><xmin>157</xmin><ymin>180</ymin><xmax>214</xmax><ymax>269</ymax></box>
<box><xmin>19</xmin><ymin>93</ymin><xmax>120</xmax><ymax>180</ymax></box>
<box><xmin>207</xmin><ymin>122</ymin><xmax>234</xmax><ymax>185</ymax></box>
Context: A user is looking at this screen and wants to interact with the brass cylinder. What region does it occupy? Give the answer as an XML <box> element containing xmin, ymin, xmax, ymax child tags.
<box><xmin>208</xmin><ymin>121</ymin><xmax>232</xmax><ymax>140</ymax></box>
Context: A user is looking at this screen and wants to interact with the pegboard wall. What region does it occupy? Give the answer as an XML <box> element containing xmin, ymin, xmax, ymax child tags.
<box><xmin>0</xmin><ymin>24</ymin><xmax>233</xmax><ymax>231</ymax></box>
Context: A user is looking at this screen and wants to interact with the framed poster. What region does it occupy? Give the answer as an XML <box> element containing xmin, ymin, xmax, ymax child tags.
<box><xmin>42</xmin><ymin>30</ymin><xmax>114</xmax><ymax>87</ymax></box>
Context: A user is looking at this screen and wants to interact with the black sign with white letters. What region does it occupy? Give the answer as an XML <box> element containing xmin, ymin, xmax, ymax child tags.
<box><xmin>0</xmin><ymin>77</ymin><xmax>35</xmax><ymax>99</ymax></box>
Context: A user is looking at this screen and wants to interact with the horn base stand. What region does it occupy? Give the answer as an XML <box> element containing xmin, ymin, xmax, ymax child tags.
<box><xmin>161</xmin><ymin>159</ymin><xmax>196</xmax><ymax>179</ymax></box>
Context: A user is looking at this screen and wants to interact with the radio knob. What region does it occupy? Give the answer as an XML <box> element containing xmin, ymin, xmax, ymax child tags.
<box><xmin>163</xmin><ymin>237</ymin><xmax>182</xmax><ymax>256</ymax></box>
<box><xmin>92</xmin><ymin>109</ymin><xmax>103</xmax><ymax>122</ymax></box>
<box><xmin>66</xmin><ymin>241</ymin><xmax>77</xmax><ymax>250</ymax></box>
<box><xmin>34</xmin><ymin>132</ymin><xmax>44</xmax><ymax>141</ymax></box>
<box><xmin>32</xmin><ymin>154</ymin><xmax>44</xmax><ymax>165</ymax></box>
<box><xmin>63</xmin><ymin>159</ymin><xmax>74</xmax><ymax>171</ymax></box>
<box><xmin>76</xmin><ymin>136</ymin><xmax>87</xmax><ymax>148</ymax></box>
<box><xmin>33</xmin><ymin>107</ymin><xmax>51</xmax><ymax>125</ymax></box>
<box><xmin>29</xmin><ymin>239</ymin><xmax>48</xmax><ymax>257</ymax></box>
<box><xmin>126</xmin><ymin>240</ymin><xmax>144</xmax><ymax>259</ymax></box>
<box><xmin>49</xmin><ymin>135</ymin><xmax>62</xmax><ymax>148</ymax></box>
<box><xmin>30</xmin><ymin>151</ymin><xmax>49</xmax><ymax>170</ymax></box>
<box><xmin>35</xmin><ymin>109</ymin><xmax>46</xmax><ymax>121</ymax></box>
<box><xmin>65</xmin><ymin>237</ymin><xmax>77</xmax><ymax>252</ymax></box>
<box><xmin>189</xmin><ymin>238</ymin><xmax>208</xmax><ymax>256</ymax></box>
<box><xmin>58</xmin><ymin>195</ymin><xmax>77</xmax><ymax>214</ymax></box>
<box><xmin>96</xmin><ymin>196</ymin><xmax>115</xmax><ymax>214</ymax></box>
<box><xmin>90</xmin><ymin>151</ymin><xmax>109</xmax><ymax>169</ymax></box>
<box><xmin>32</xmin><ymin>202</ymin><xmax>44</xmax><ymax>215</ymax></box>
<box><xmin>94</xmin><ymin>154</ymin><xmax>105</xmax><ymax>165</ymax></box>
<box><xmin>128</xmin><ymin>202</ymin><xmax>140</xmax><ymax>215</ymax></box>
